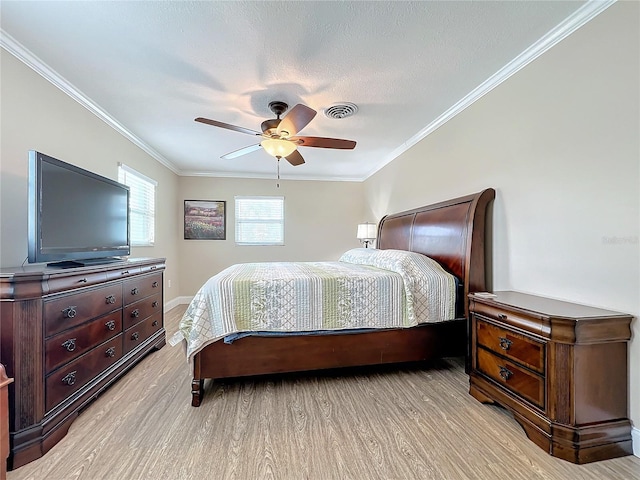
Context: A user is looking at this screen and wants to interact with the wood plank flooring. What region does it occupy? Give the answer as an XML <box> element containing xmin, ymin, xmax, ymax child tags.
<box><xmin>8</xmin><ymin>305</ymin><xmax>640</xmax><ymax>479</ymax></box>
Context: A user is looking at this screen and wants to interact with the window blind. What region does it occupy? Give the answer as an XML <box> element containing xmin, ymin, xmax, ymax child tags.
<box><xmin>235</xmin><ymin>196</ymin><xmax>284</xmax><ymax>245</ymax></box>
<box><xmin>118</xmin><ymin>164</ymin><xmax>156</xmax><ymax>246</ymax></box>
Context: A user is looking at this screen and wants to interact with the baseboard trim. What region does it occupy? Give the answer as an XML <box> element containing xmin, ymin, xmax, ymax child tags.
<box><xmin>164</xmin><ymin>296</ymin><xmax>192</xmax><ymax>312</ymax></box>
<box><xmin>633</xmin><ymin>426</ymin><xmax>640</xmax><ymax>457</ymax></box>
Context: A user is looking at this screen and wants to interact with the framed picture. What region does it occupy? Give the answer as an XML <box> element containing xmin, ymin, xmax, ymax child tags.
<box><xmin>184</xmin><ymin>200</ymin><xmax>226</xmax><ymax>240</ymax></box>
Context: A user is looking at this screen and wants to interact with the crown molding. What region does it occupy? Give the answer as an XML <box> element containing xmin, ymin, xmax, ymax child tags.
<box><xmin>0</xmin><ymin>29</ymin><xmax>181</xmax><ymax>175</ymax></box>
<box><xmin>363</xmin><ymin>0</ymin><xmax>617</xmax><ymax>180</ymax></box>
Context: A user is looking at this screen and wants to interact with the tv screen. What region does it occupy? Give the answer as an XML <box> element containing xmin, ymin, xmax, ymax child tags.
<box><xmin>28</xmin><ymin>151</ymin><xmax>130</xmax><ymax>266</ymax></box>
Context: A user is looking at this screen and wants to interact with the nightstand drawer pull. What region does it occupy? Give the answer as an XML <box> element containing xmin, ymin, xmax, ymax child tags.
<box><xmin>105</xmin><ymin>320</ymin><xmax>116</xmax><ymax>331</ymax></box>
<box><xmin>62</xmin><ymin>306</ymin><xmax>77</xmax><ymax>318</ymax></box>
<box><xmin>152</xmin><ymin>320</ymin><xmax>159</xmax><ymax>327</ymax></box>
<box><xmin>152</xmin><ymin>301</ymin><xmax>159</xmax><ymax>308</ymax></box>
<box><xmin>131</xmin><ymin>332</ymin><xmax>139</xmax><ymax>341</ymax></box>
<box><xmin>105</xmin><ymin>347</ymin><xmax>116</xmax><ymax>358</ymax></box>
<box><xmin>152</xmin><ymin>281</ymin><xmax>159</xmax><ymax>288</ymax></box>
<box><xmin>131</xmin><ymin>309</ymin><xmax>140</xmax><ymax>318</ymax></box>
<box><xmin>105</xmin><ymin>295</ymin><xmax>116</xmax><ymax>304</ymax></box>
<box><xmin>131</xmin><ymin>287</ymin><xmax>139</xmax><ymax>295</ymax></box>
<box><xmin>499</xmin><ymin>366</ymin><xmax>513</xmax><ymax>381</ymax></box>
<box><xmin>498</xmin><ymin>337</ymin><xmax>512</xmax><ymax>350</ymax></box>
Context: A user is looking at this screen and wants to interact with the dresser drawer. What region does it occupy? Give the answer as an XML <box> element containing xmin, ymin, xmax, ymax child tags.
<box><xmin>124</xmin><ymin>313</ymin><xmax>162</xmax><ymax>354</ymax></box>
<box><xmin>45</xmin><ymin>311</ymin><xmax>123</xmax><ymax>374</ymax></box>
<box><xmin>123</xmin><ymin>293</ymin><xmax>162</xmax><ymax>330</ymax></box>
<box><xmin>123</xmin><ymin>272</ymin><xmax>162</xmax><ymax>305</ymax></box>
<box><xmin>477</xmin><ymin>347</ymin><xmax>545</xmax><ymax>409</ymax></box>
<box><xmin>46</xmin><ymin>271</ymin><xmax>109</xmax><ymax>295</ymax></box>
<box><xmin>476</xmin><ymin>317</ymin><xmax>545</xmax><ymax>373</ymax></box>
<box><xmin>44</xmin><ymin>284</ymin><xmax>123</xmax><ymax>337</ymax></box>
<box><xmin>45</xmin><ymin>334</ymin><xmax>123</xmax><ymax>412</ymax></box>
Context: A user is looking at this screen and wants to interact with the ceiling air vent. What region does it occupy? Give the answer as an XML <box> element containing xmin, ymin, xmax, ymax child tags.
<box><xmin>324</xmin><ymin>103</ymin><xmax>358</xmax><ymax>119</ymax></box>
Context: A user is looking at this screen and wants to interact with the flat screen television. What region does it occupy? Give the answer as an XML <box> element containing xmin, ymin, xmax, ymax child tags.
<box><xmin>28</xmin><ymin>151</ymin><xmax>130</xmax><ymax>267</ymax></box>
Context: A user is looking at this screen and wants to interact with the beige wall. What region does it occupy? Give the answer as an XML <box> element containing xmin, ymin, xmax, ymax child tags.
<box><xmin>0</xmin><ymin>50</ymin><xmax>181</xmax><ymax>300</ymax></box>
<box><xmin>177</xmin><ymin>176</ymin><xmax>365</xmax><ymax>295</ymax></box>
<box><xmin>364</xmin><ymin>2</ymin><xmax>640</xmax><ymax>433</ymax></box>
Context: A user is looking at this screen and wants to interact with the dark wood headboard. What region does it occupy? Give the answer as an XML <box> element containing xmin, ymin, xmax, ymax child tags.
<box><xmin>377</xmin><ymin>188</ymin><xmax>495</xmax><ymax>318</ymax></box>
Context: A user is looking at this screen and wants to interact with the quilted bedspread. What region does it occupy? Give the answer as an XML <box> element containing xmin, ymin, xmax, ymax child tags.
<box><xmin>180</xmin><ymin>248</ymin><xmax>456</xmax><ymax>361</ymax></box>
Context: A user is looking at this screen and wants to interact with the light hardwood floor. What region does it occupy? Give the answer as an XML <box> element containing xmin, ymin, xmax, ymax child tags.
<box><xmin>8</xmin><ymin>306</ymin><xmax>640</xmax><ymax>480</ymax></box>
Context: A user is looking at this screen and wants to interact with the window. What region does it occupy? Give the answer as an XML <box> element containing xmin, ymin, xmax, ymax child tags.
<box><xmin>118</xmin><ymin>164</ymin><xmax>156</xmax><ymax>246</ymax></box>
<box><xmin>235</xmin><ymin>196</ymin><xmax>284</xmax><ymax>245</ymax></box>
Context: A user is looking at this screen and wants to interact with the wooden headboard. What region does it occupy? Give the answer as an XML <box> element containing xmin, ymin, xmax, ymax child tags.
<box><xmin>377</xmin><ymin>188</ymin><xmax>495</xmax><ymax>318</ymax></box>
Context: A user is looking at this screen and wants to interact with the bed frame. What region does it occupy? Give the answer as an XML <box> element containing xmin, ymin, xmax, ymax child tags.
<box><xmin>190</xmin><ymin>188</ymin><xmax>495</xmax><ymax>406</ymax></box>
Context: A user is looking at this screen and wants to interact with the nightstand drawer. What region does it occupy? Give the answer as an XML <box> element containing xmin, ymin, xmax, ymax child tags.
<box><xmin>477</xmin><ymin>347</ymin><xmax>545</xmax><ymax>409</ymax></box>
<box><xmin>471</xmin><ymin>301</ymin><xmax>543</xmax><ymax>335</ymax></box>
<box><xmin>476</xmin><ymin>317</ymin><xmax>545</xmax><ymax>373</ymax></box>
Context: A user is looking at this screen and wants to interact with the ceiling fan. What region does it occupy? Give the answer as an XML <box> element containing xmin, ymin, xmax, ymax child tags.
<box><xmin>195</xmin><ymin>101</ymin><xmax>356</xmax><ymax>166</ymax></box>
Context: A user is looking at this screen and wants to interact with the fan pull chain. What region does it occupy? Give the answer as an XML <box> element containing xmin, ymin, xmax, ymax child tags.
<box><xmin>277</xmin><ymin>157</ymin><xmax>280</xmax><ymax>188</ymax></box>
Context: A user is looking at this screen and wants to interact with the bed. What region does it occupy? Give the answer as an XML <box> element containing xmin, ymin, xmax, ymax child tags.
<box><xmin>182</xmin><ymin>188</ymin><xmax>495</xmax><ymax>406</ymax></box>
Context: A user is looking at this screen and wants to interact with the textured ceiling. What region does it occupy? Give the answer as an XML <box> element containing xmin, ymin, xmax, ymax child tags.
<box><xmin>1</xmin><ymin>1</ymin><xmax>607</xmax><ymax>181</ymax></box>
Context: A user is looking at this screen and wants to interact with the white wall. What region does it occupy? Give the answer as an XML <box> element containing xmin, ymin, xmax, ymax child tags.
<box><xmin>0</xmin><ymin>50</ymin><xmax>181</xmax><ymax>300</ymax></box>
<box><xmin>364</xmin><ymin>1</ymin><xmax>639</xmax><ymax>437</ymax></box>
<box><xmin>177</xmin><ymin>176</ymin><xmax>365</xmax><ymax>295</ymax></box>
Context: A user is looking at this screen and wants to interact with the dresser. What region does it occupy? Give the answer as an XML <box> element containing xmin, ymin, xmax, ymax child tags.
<box><xmin>468</xmin><ymin>291</ymin><xmax>633</xmax><ymax>464</ymax></box>
<box><xmin>0</xmin><ymin>258</ymin><xmax>166</xmax><ymax>470</ymax></box>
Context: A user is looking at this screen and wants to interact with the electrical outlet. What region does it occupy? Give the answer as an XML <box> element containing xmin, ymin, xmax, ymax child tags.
<box><xmin>168</xmin><ymin>280</ymin><xmax>172</xmax><ymax>288</ymax></box>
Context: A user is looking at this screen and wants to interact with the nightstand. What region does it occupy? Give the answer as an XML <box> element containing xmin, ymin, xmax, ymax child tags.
<box><xmin>468</xmin><ymin>291</ymin><xmax>633</xmax><ymax>464</ymax></box>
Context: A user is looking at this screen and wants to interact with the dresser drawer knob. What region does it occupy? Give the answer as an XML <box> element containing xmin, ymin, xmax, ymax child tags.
<box><xmin>152</xmin><ymin>281</ymin><xmax>159</xmax><ymax>288</ymax></box>
<box><xmin>497</xmin><ymin>313</ymin><xmax>507</xmax><ymax>320</ymax></box>
<box><xmin>105</xmin><ymin>347</ymin><xmax>116</xmax><ymax>358</ymax></box>
<box><xmin>152</xmin><ymin>301</ymin><xmax>159</xmax><ymax>308</ymax></box>
<box><xmin>499</xmin><ymin>366</ymin><xmax>513</xmax><ymax>381</ymax></box>
<box><xmin>152</xmin><ymin>320</ymin><xmax>159</xmax><ymax>327</ymax></box>
<box><xmin>131</xmin><ymin>309</ymin><xmax>140</xmax><ymax>318</ymax></box>
<box><xmin>105</xmin><ymin>320</ymin><xmax>116</xmax><ymax>331</ymax></box>
<box><xmin>62</xmin><ymin>306</ymin><xmax>77</xmax><ymax>318</ymax></box>
<box><xmin>131</xmin><ymin>332</ymin><xmax>140</xmax><ymax>341</ymax></box>
<box><xmin>61</xmin><ymin>371</ymin><xmax>77</xmax><ymax>386</ymax></box>
<box><xmin>61</xmin><ymin>338</ymin><xmax>76</xmax><ymax>352</ymax></box>
<box><xmin>78</xmin><ymin>278</ymin><xmax>88</xmax><ymax>283</ymax></box>
<box><xmin>498</xmin><ymin>337</ymin><xmax>512</xmax><ymax>351</ymax></box>
<box><xmin>105</xmin><ymin>295</ymin><xmax>116</xmax><ymax>304</ymax></box>
<box><xmin>121</xmin><ymin>270</ymin><xmax>130</xmax><ymax>275</ymax></box>
<box><xmin>131</xmin><ymin>287</ymin><xmax>139</xmax><ymax>295</ymax></box>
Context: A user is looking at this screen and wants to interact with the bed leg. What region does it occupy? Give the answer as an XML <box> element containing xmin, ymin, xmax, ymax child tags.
<box><xmin>191</xmin><ymin>378</ymin><xmax>204</xmax><ymax>407</ymax></box>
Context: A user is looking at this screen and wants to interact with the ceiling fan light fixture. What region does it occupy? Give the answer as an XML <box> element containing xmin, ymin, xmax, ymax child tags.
<box><xmin>261</xmin><ymin>138</ymin><xmax>297</xmax><ymax>158</ymax></box>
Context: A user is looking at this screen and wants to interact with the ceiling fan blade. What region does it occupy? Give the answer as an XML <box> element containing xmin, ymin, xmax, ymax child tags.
<box><xmin>277</xmin><ymin>104</ymin><xmax>316</xmax><ymax>137</ymax></box>
<box><xmin>291</xmin><ymin>136</ymin><xmax>356</xmax><ymax>149</ymax></box>
<box><xmin>221</xmin><ymin>144</ymin><xmax>262</xmax><ymax>159</ymax></box>
<box><xmin>195</xmin><ymin>117</ymin><xmax>261</xmax><ymax>136</ymax></box>
<box><xmin>285</xmin><ymin>150</ymin><xmax>305</xmax><ymax>166</ymax></box>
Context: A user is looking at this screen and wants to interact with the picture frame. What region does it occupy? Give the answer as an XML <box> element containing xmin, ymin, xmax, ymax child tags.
<box><xmin>184</xmin><ymin>200</ymin><xmax>226</xmax><ymax>240</ymax></box>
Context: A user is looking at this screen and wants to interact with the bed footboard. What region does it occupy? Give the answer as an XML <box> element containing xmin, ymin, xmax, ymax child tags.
<box><xmin>190</xmin><ymin>319</ymin><xmax>466</xmax><ymax>406</ymax></box>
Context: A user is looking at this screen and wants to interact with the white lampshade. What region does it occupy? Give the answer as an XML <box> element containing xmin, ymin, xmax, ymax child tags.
<box><xmin>260</xmin><ymin>138</ymin><xmax>297</xmax><ymax>158</ymax></box>
<box><xmin>356</xmin><ymin>222</ymin><xmax>377</xmax><ymax>241</ymax></box>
